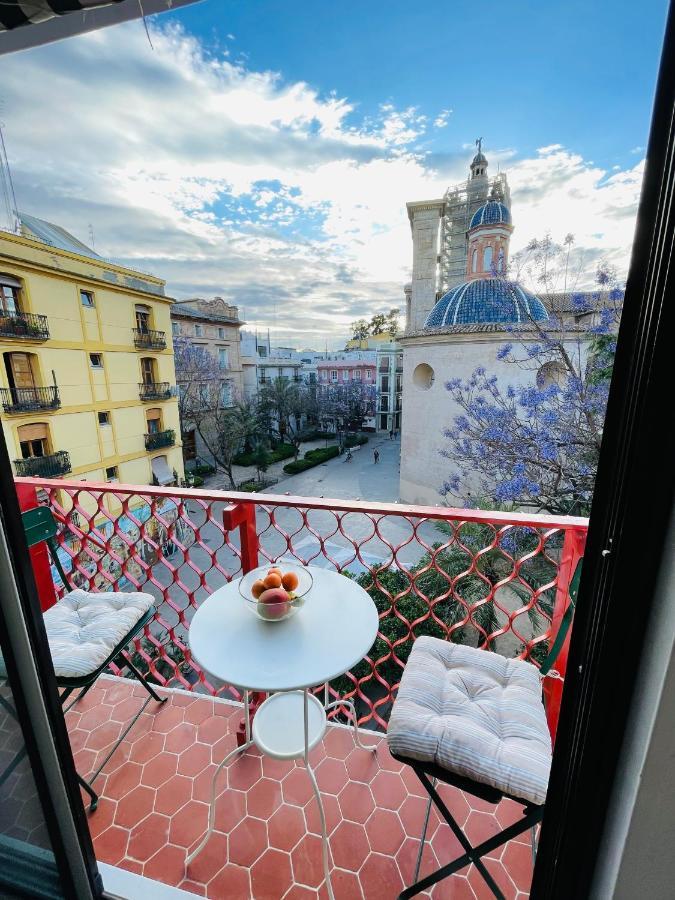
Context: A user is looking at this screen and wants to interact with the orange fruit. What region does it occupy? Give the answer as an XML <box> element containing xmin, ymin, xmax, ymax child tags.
<box><xmin>251</xmin><ymin>579</ymin><xmax>266</xmax><ymax>599</ymax></box>
<box><xmin>282</xmin><ymin>571</ymin><xmax>299</xmax><ymax>591</ymax></box>
<box><xmin>268</xmin><ymin>567</ymin><xmax>282</xmax><ymax>577</ymax></box>
<box><xmin>264</xmin><ymin>572</ymin><xmax>282</xmax><ymax>589</ymax></box>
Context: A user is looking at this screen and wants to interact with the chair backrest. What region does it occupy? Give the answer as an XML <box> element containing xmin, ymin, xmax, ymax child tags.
<box><xmin>21</xmin><ymin>506</ymin><xmax>71</xmax><ymax>592</ymax></box>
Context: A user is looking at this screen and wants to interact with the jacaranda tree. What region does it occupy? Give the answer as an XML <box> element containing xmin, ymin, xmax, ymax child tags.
<box><xmin>440</xmin><ymin>236</ymin><xmax>623</xmax><ymax>515</ymax></box>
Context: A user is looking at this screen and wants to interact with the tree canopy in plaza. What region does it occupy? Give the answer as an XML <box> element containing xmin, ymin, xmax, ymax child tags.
<box><xmin>440</xmin><ymin>236</ymin><xmax>623</xmax><ymax>515</ymax></box>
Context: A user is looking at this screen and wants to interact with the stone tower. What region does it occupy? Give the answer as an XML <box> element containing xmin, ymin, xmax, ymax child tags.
<box><xmin>405</xmin><ymin>141</ymin><xmax>510</xmax><ymax>333</ymax></box>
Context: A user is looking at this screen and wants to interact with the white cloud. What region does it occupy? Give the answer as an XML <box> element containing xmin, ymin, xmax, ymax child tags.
<box><xmin>0</xmin><ymin>22</ymin><xmax>643</xmax><ymax>346</ymax></box>
<box><xmin>433</xmin><ymin>109</ymin><xmax>452</xmax><ymax>128</ymax></box>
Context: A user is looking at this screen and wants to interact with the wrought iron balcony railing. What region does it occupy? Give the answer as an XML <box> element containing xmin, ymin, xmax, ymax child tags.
<box><xmin>0</xmin><ymin>311</ymin><xmax>50</xmax><ymax>341</ymax></box>
<box><xmin>15</xmin><ymin>477</ymin><xmax>587</xmax><ymax>739</ymax></box>
<box><xmin>133</xmin><ymin>328</ymin><xmax>167</xmax><ymax>350</ymax></box>
<box><xmin>139</xmin><ymin>381</ymin><xmax>172</xmax><ymax>401</ymax></box>
<box><xmin>15</xmin><ymin>450</ymin><xmax>71</xmax><ymax>478</ymax></box>
<box><xmin>0</xmin><ymin>385</ymin><xmax>60</xmax><ymax>414</ymax></box>
<box><xmin>144</xmin><ymin>428</ymin><xmax>175</xmax><ymax>450</ymax></box>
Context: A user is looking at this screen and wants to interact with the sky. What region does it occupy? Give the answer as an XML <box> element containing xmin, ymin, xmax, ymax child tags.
<box><xmin>0</xmin><ymin>0</ymin><xmax>668</xmax><ymax>348</ymax></box>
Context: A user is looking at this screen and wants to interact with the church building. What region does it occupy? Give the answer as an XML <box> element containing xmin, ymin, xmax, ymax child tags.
<box><xmin>399</xmin><ymin>143</ymin><xmax>554</xmax><ymax>505</ymax></box>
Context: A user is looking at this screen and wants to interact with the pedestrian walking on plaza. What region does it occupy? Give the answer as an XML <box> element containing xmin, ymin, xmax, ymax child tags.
<box><xmin>389</xmin><ymin>430</ymin><xmax>394</xmax><ymax>440</ymax></box>
<box><xmin>374</xmin><ymin>449</ymin><xmax>380</xmax><ymax>464</ymax></box>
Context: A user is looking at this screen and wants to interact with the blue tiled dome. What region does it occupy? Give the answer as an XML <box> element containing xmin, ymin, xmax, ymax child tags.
<box><xmin>424</xmin><ymin>278</ymin><xmax>548</xmax><ymax>328</ymax></box>
<box><xmin>469</xmin><ymin>200</ymin><xmax>511</xmax><ymax>229</ymax></box>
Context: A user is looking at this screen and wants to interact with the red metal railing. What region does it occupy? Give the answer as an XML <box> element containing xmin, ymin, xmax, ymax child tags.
<box><xmin>16</xmin><ymin>478</ymin><xmax>587</xmax><ymax>738</ymax></box>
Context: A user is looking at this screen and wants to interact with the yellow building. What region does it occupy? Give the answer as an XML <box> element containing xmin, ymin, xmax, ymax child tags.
<box><xmin>0</xmin><ymin>215</ymin><xmax>183</xmax><ymax>487</ymax></box>
<box><xmin>345</xmin><ymin>330</ymin><xmax>398</xmax><ymax>351</ymax></box>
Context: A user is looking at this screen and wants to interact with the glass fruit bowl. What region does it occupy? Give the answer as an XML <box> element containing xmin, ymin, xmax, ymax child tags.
<box><xmin>238</xmin><ymin>562</ymin><xmax>313</xmax><ymax>622</ymax></box>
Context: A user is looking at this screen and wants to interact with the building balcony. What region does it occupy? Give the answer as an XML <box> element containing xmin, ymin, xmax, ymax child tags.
<box><xmin>13</xmin><ymin>477</ymin><xmax>587</xmax><ymax>898</ymax></box>
<box><xmin>133</xmin><ymin>328</ymin><xmax>167</xmax><ymax>350</ymax></box>
<box><xmin>0</xmin><ymin>385</ymin><xmax>60</xmax><ymax>414</ymax></box>
<box><xmin>0</xmin><ymin>310</ymin><xmax>50</xmax><ymax>341</ymax></box>
<box><xmin>144</xmin><ymin>428</ymin><xmax>175</xmax><ymax>450</ymax></box>
<box><xmin>138</xmin><ymin>381</ymin><xmax>172</xmax><ymax>401</ymax></box>
<box><xmin>14</xmin><ymin>450</ymin><xmax>71</xmax><ymax>478</ymax></box>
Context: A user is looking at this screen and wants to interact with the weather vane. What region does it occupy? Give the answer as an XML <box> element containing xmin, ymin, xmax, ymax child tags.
<box><xmin>476</xmin><ymin>137</ymin><xmax>483</xmax><ymax>154</ymax></box>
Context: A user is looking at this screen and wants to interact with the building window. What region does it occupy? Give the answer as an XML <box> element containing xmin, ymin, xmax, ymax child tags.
<box><xmin>135</xmin><ymin>304</ymin><xmax>150</xmax><ymax>333</ymax></box>
<box><xmin>330</xmin><ymin>370</ymin><xmax>338</xmax><ymax>382</ymax></box>
<box><xmin>194</xmin><ymin>324</ymin><xmax>203</xmax><ymax>337</ymax></box>
<box><xmin>221</xmin><ymin>381</ymin><xmax>233</xmax><ymax>407</ymax></box>
<box><xmin>218</xmin><ymin>348</ymin><xmax>229</xmax><ymax>369</ymax></box>
<box><xmin>172</xmin><ymin>321</ymin><xmax>180</xmax><ymax>335</ymax></box>
<box><xmin>472</xmin><ymin>248</ymin><xmax>478</xmax><ymax>273</ymax></box>
<box><xmin>0</xmin><ymin>275</ymin><xmax>21</xmax><ymax>315</ymax></box>
<box><xmin>98</xmin><ymin>411</ymin><xmax>110</xmax><ymax>426</ymax></box>
<box><xmin>105</xmin><ymin>466</ymin><xmax>119</xmax><ymax>482</ymax></box>
<box><xmin>80</xmin><ymin>290</ymin><xmax>95</xmax><ymax>308</ymax></box>
<box><xmin>89</xmin><ymin>353</ymin><xmax>103</xmax><ymax>368</ymax></box>
<box><xmin>258</xmin><ymin>345</ymin><xmax>267</xmax><ymax>358</ymax></box>
<box><xmin>18</xmin><ymin>423</ymin><xmax>49</xmax><ymax>459</ymax></box>
<box><xmin>141</xmin><ymin>357</ymin><xmax>156</xmax><ymax>384</ymax></box>
<box><xmin>413</xmin><ymin>363</ymin><xmax>435</xmax><ymax>390</ymax></box>
<box><xmin>366</xmin><ymin>370</ymin><xmax>372</xmax><ymax>380</ymax></box>
<box><xmin>354</xmin><ymin>369</ymin><xmax>361</xmax><ymax>380</ymax></box>
<box><xmin>483</xmin><ymin>246</ymin><xmax>494</xmax><ymax>272</ymax></box>
<box><xmin>198</xmin><ymin>383</ymin><xmax>210</xmax><ymax>405</ymax></box>
<box><xmin>218</xmin><ymin>327</ymin><xmax>225</xmax><ymax>339</ymax></box>
<box><xmin>381</xmin><ymin>375</ymin><xmax>389</xmax><ymax>393</ymax></box>
<box><xmin>146</xmin><ymin>407</ymin><xmax>161</xmax><ymax>433</ymax></box>
<box><xmin>498</xmin><ymin>248</ymin><xmax>505</xmax><ymax>273</ymax></box>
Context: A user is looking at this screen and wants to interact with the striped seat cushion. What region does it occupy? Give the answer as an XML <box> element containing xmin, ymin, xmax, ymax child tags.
<box><xmin>387</xmin><ymin>637</ymin><xmax>552</xmax><ymax>805</ymax></box>
<box><xmin>43</xmin><ymin>589</ymin><xmax>154</xmax><ymax>679</ymax></box>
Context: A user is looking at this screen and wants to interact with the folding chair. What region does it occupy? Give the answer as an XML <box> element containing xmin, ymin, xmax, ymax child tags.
<box><xmin>0</xmin><ymin>507</ymin><xmax>166</xmax><ymax>811</ymax></box>
<box><xmin>387</xmin><ymin>563</ymin><xmax>582</xmax><ymax>899</ymax></box>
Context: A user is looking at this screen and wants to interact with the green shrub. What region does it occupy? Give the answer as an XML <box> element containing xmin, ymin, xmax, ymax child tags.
<box><xmin>304</xmin><ymin>445</ymin><xmax>340</xmax><ymax>462</ymax></box>
<box><xmin>283</xmin><ymin>459</ymin><xmax>316</xmax><ymax>475</ymax></box>
<box><xmin>193</xmin><ymin>463</ymin><xmax>215</xmax><ymax>476</ymax></box>
<box><xmin>233</xmin><ymin>443</ymin><xmax>296</xmax><ymax>466</ymax></box>
<box><xmin>190</xmin><ymin>475</ymin><xmax>204</xmax><ymax>487</ymax></box>
<box><xmin>344</xmin><ymin>434</ymin><xmax>368</xmax><ymax>448</ymax></box>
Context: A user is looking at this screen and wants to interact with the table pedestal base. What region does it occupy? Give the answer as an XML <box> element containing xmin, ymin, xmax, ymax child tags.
<box><xmin>186</xmin><ymin>690</ymin><xmax>377</xmax><ymax>900</ymax></box>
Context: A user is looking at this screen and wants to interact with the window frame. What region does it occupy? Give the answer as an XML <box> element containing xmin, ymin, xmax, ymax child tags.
<box><xmin>79</xmin><ymin>290</ymin><xmax>95</xmax><ymax>308</ymax></box>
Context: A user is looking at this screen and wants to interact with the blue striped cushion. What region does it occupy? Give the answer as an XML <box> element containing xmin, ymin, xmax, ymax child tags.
<box><xmin>387</xmin><ymin>637</ymin><xmax>551</xmax><ymax>805</ymax></box>
<box><xmin>43</xmin><ymin>590</ymin><xmax>154</xmax><ymax>679</ymax></box>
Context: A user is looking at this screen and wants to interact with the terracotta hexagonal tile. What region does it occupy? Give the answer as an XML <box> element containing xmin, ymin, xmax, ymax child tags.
<box><xmin>127</xmin><ymin>811</ymin><xmax>171</xmax><ymax>862</ymax></box>
<box><xmin>152</xmin><ymin>706</ymin><xmax>185</xmax><ymax>734</ymax></box>
<box><xmin>359</xmin><ymin>851</ymin><xmax>404</xmax><ymax>899</ymax></box>
<box><xmin>228</xmin><ymin>816</ymin><xmax>268</xmax><ymax>868</ymax></box>
<box><xmin>185</xmin><ymin>830</ymin><xmax>228</xmax><ymax>885</ymax></box>
<box><xmin>338</xmin><ymin>781</ymin><xmax>375</xmax><ymax>824</ymax></box>
<box><xmin>213</xmin><ymin>787</ymin><xmax>246</xmax><ymax>834</ymax></box>
<box><xmin>371</xmin><ymin>769</ymin><xmax>407</xmax><ymax>811</ymax></box>
<box><xmin>284</xmin><ymin>885</ymin><xmax>319</xmax><ymax>900</ymax></box>
<box><xmin>436</xmin><ymin>785</ymin><xmax>471</xmax><ymax>828</ymax></box>
<box><xmin>501</xmin><ymin>841</ymin><xmax>534</xmax><ymax>894</ymax></box>
<box><xmin>168</xmin><ymin>799</ymin><xmax>209</xmax><ymax>849</ymax></box>
<box><xmin>290</xmin><ymin>832</ymin><xmax>325</xmax><ymax>889</ymax></box>
<box><xmin>114</xmin><ymin>784</ymin><xmax>155</xmax><ymax>830</ymax></box>
<box><xmin>227</xmin><ymin>753</ymin><xmax>263</xmax><ymax>792</ymax></box>
<box><xmin>103</xmin><ymin>681</ymin><xmax>133</xmax><ymax>706</ymax></box>
<box><xmin>366</xmin><ymin>808</ymin><xmax>405</xmax><ymax>855</ymax></box>
<box><xmin>395</xmin><ymin>835</ymin><xmax>439</xmax><ymax>886</ymax></box>
<box><xmin>251</xmin><ymin>847</ymin><xmax>293</xmax><ymax>900</ymax></box>
<box><xmin>79</xmin><ymin>705</ymin><xmax>115</xmax><ymax>733</ymax></box>
<box><xmin>330</xmin><ymin>820</ymin><xmax>369</xmax><ymax>872</ymax></box>
<box><xmin>247</xmin><ymin>777</ymin><xmax>283</xmax><ymax>820</ymax></box>
<box><xmin>143</xmin><ymin>843</ymin><xmax>187</xmax><ymax>887</ymax></box>
<box><xmin>86</xmin><ymin>797</ymin><xmax>115</xmax><ymax>840</ymax></box>
<box><xmin>323</xmin><ymin>726</ymin><xmax>357</xmax><ymax>760</ymax></box>
<box><xmin>432</xmin><ymin>872</ymin><xmax>478</xmax><ymax>900</ymax></box>
<box><xmin>398</xmin><ymin>794</ymin><xmax>438</xmax><ymax>839</ymax></box>
<box><xmin>177</xmin><ymin>742</ymin><xmax>211</xmax><ymax>778</ymax></box>
<box><xmin>345</xmin><ymin>746</ymin><xmax>380</xmax><ymax>784</ymax></box>
<box><xmin>103</xmin><ymin>761</ymin><xmax>142</xmax><ymax>801</ymax></box>
<box><xmin>154</xmin><ymin>774</ymin><xmax>192</xmax><ymax>816</ymax></box>
<box><xmin>318</xmin><ymin>867</ymin><xmax>361</xmax><ymax>900</ymax></box>
<box><xmin>261</xmin><ymin>754</ymin><xmax>295</xmax><ymax>781</ymax></box>
<box><xmin>282</xmin><ymin>767</ymin><xmax>315</xmax><ymax>807</ymax></box>
<box><xmin>196</xmin><ymin>715</ymin><xmax>226</xmax><ymax>744</ymax></box>
<box><xmin>85</xmin><ymin>721</ymin><xmax>122</xmax><ymax>752</ymax></box>
<box><xmin>192</xmin><ymin>764</ymin><xmax>219</xmax><ymax>803</ymax></box>
<box><xmin>315</xmin><ymin>758</ymin><xmax>348</xmax><ymax>795</ymax></box>
<box><xmin>495</xmin><ymin>799</ymin><xmax>527</xmax><ymax>830</ymax></box>
<box><xmin>140</xmin><ymin>751</ymin><xmax>178</xmax><ymax>788</ymax></box>
<box><xmin>430</xmin><ymin>822</ymin><xmax>464</xmax><ymax>867</ymax></box>
<box><xmin>110</xmin><ymin>696</ymin><xmax>146</xmax><ymax>725</ymax></box>
<box><xmin>468</xmin><ymin>855</ymin><xmax>519</xmax><ymax>899</ymax></box>
<box><xmin>463</xmin><ymin>811</ymin><xmax>502</xmax><ymax>847</ymax></box>
<box><xmin>95</xmin><ymin>825</ymin><xmax>129</xmax><ymax>865</ymax></box>
<box><xmin>129</xmin><ymin>731</ymin><xmax>164</xmax><ymax>764</ymax></box>
<box><xmin>183</xmin><ymin>699</ymin><xmax>215</xmax><ymax>725</ymax></box>
<box><xmin>165</xmin><ymin>722</ymin><xmax>198</xmax><ymax>754</ymax></box>
<box><xmin>268</xmin><ymin>803</ymin><xmax>306</xmax><ymax>852</ymax></box>
<box><xmin>207</xmin><ymin>863</ymin><xmax>251</xmax><ymax>899</ymax></box>
<box><xmin>303</xmin><ymin>792</ymin><xmax>341</xmax><ymax>838</ymax></box>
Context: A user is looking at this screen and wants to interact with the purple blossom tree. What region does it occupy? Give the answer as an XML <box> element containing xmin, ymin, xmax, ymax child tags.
<box><xmin>440</xmin><ymin>236</ymin><xmax>623</xmax><ymax>515</ymax></box>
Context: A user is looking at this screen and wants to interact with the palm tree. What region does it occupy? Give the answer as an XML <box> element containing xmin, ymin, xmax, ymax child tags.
<box><xmin>258</xmin><ymin>377</ymin><xmax>312</xmax><ymax>459</ymax></box>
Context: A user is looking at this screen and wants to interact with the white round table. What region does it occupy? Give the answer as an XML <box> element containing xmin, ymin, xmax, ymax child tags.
<box><xmin>186</xmin><ymin>565</ymin><xmax>379</xmax><ymax>899</ymax></box>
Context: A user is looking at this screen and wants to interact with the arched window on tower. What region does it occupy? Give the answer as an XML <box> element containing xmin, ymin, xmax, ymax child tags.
<box><xmin>498</xmin><ymin>248</ymin><xmax>505</xmax><ymax>273</ymax></box>
<box><xmin>471</xmin><ymin>249</ymin><xmax>478</xmax><ymax>273</ymax></box>
<box><xmin>483</xmin><ymin>246</ymin><xmax>494</xmax><ymax>273</ymax></box>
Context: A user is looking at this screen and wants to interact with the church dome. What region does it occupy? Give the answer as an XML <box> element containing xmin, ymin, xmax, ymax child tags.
<box><xmin>424</xmin><ymin>278</ymin><xmax>548</xmax><ymax>328</ymax></box>
<box><xmin>470</xmin><ymin>200</ymin><xmax>511</xmax><ymax>229</ymax></box>
<box><xmin>472</xmin><ymin>150</ymin><xmax>487</xmax><ymax>166</ymax></box>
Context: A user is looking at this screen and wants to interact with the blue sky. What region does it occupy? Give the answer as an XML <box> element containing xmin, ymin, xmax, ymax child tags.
<box><xmin>1</xmin><ymin>0</ymin><xmax>667</xmax><ymax>347</ymax></box>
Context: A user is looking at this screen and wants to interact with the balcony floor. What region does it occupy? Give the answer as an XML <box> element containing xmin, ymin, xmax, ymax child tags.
<box><xmin>67</xmin><ymin>676</ymin><xmax>533</xmax><ymax>899</ymax></box>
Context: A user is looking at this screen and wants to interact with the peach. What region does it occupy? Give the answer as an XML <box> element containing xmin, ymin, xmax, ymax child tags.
<box><xmin>281</xmin><ymin>571</ymin><xmax>299</xmax><ymax>591</ymax></box>
<box><xmin>251</xmin><ymin>579</ymin><xmax>266</xmax><ymax>599</ymax></box>
<box><xmin>264</xmin><ymin>572</ymin><xmax>282</xmax><ymax>589</ymax></box>
<box><xmin>268</xmin><ymin>567</ymin><xmax>283</xmax><ymax>577</ymax></box>
<box><xmin>257</xmin><ymin>587</ymin><xmax>290</xmax><ymax>620</ymax></box>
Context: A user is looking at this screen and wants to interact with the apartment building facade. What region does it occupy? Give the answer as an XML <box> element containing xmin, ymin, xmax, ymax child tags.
<box><xmin>0</xmin><ymin>215</ymin><xmax>183</xmax><ymax>487</ymax></box>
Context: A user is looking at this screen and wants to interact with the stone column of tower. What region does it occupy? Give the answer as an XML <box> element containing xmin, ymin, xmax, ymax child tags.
<box><xmin>441</xmin><ymin>143</ymin><xmax>491</xmax><ymax>291</ymax></box>
<box><xmin>405</xmin><ymin>199</ymin><xmax>445</xmax><ymax>332</ymax></box>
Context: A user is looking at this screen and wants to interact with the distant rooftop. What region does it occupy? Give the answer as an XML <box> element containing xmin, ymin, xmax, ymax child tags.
<box><xmin>19</xmin><ymin>212</ymin><xmax>101</xmax><ymax>259</ymax></box>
